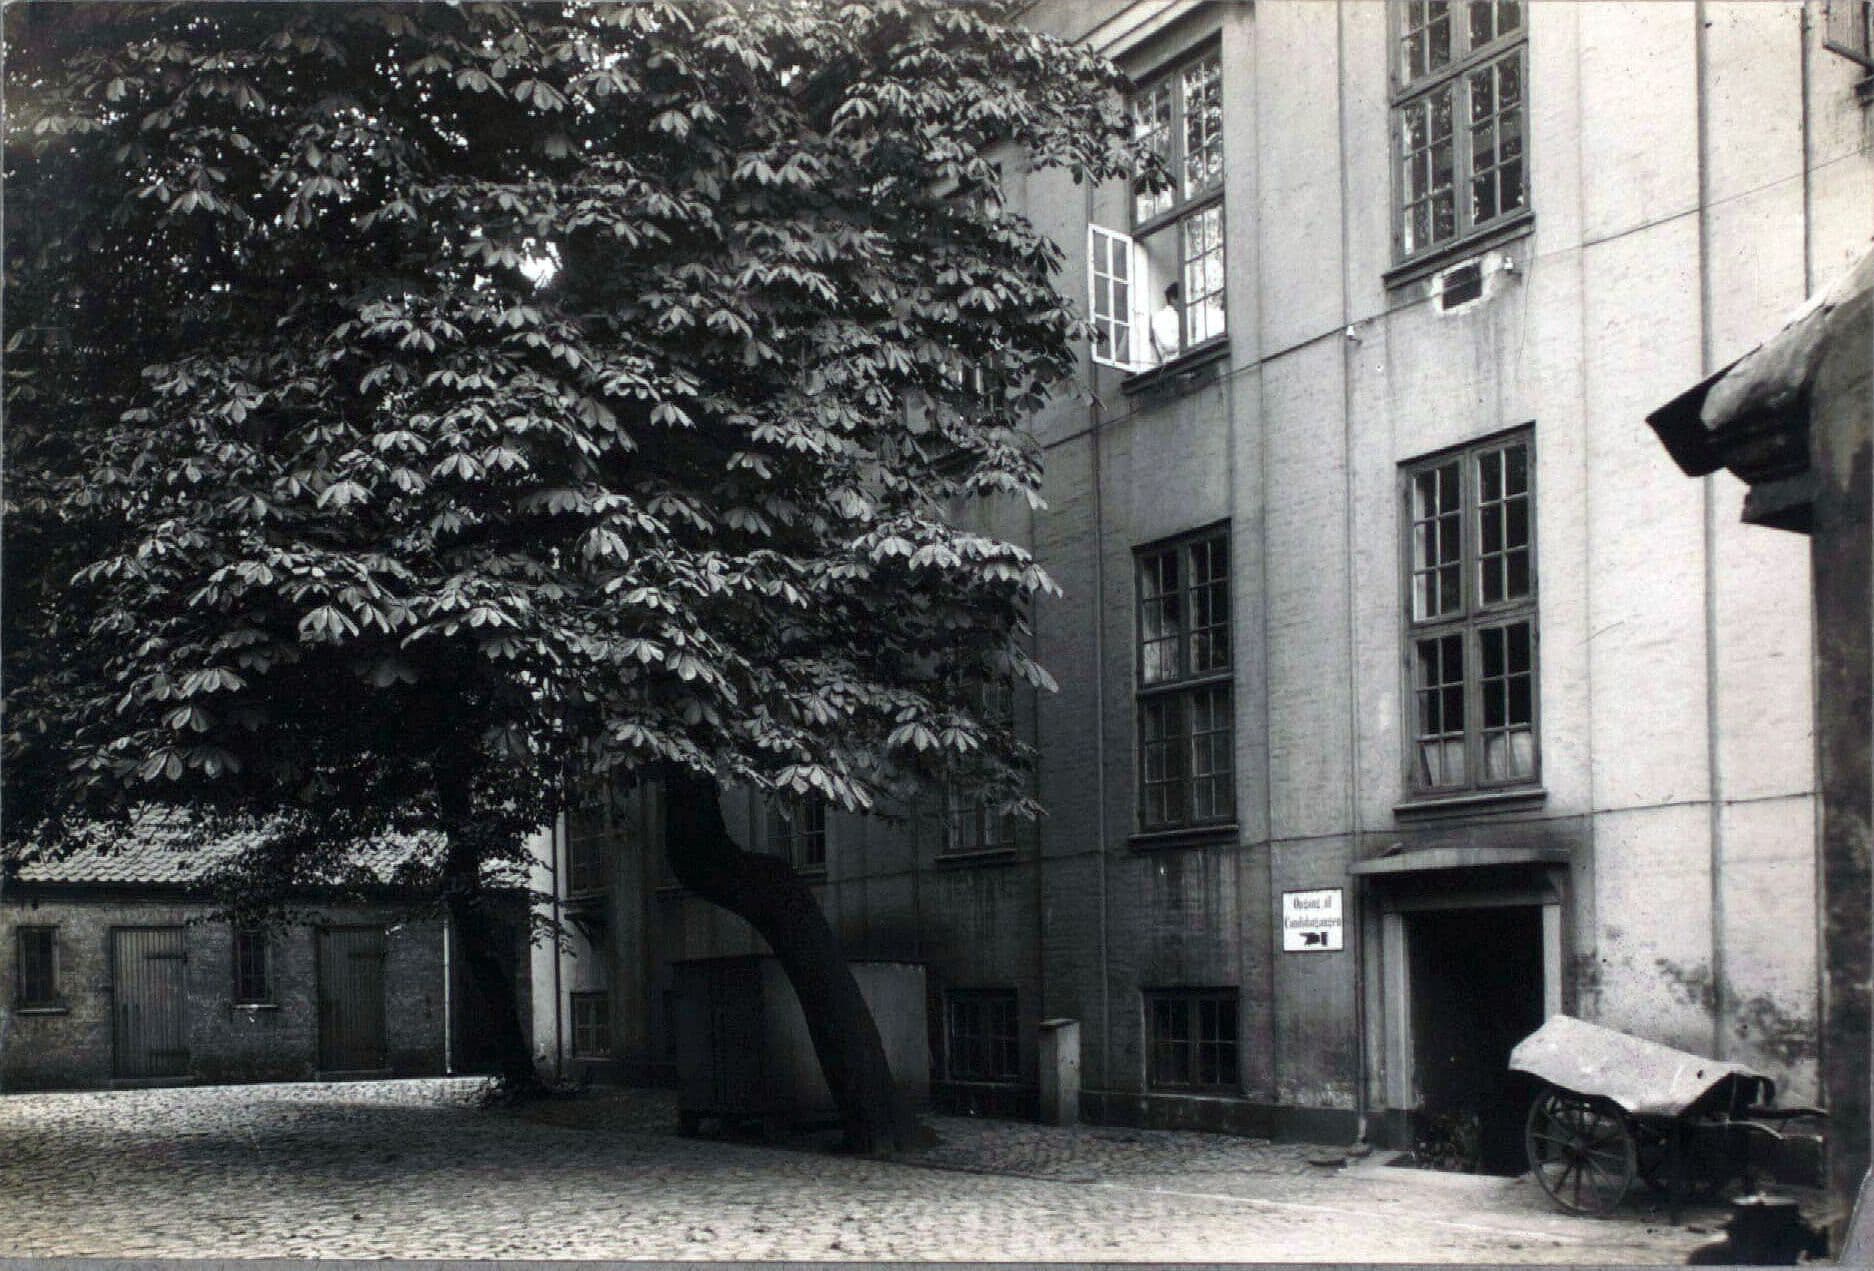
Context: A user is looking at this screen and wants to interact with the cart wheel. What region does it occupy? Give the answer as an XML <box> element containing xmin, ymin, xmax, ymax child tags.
<box><xmin>1526</xmin><ymin>1088</ymin><xmax>1639</xmax><ymax>1216</ymax></box>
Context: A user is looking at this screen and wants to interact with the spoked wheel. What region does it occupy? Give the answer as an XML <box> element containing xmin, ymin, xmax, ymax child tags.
<box><xmin>1525</xmin><ymin>1087</ymin><xmax>1639</xmax><ymax>1216</ymax></box>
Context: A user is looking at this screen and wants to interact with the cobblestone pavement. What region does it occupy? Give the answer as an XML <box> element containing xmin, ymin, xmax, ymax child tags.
<box><xmin>0</xmin><ymin>1078</ymin><xmax>1732</xmax><ymax>1261</ymax></box>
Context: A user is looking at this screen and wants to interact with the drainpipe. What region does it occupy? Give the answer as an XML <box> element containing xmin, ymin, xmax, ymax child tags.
<box><xmin>1081</xmin><ymin>173</ymin><xmax>1114</xmax><ymax>1108</ymax></box>
<box><xmin>552</xmin><ymin>812</ymin><xmax>566</xmax><ymax>1080</ymax></box>
<box><xmin>442</xmin><ymin>915</ymin><xmax>453</xmax><ymax>1075</ymax></box>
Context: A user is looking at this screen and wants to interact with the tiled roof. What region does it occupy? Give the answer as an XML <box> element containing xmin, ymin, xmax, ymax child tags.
<box><xmin>8</xmin><ymin>817</ymin><xmax>438</xmax><ymax>888</ymax></box>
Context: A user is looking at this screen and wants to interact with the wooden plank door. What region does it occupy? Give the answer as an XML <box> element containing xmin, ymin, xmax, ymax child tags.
<box><xmin>112</xmin><ymin>927</ymin><xmax>191</xmax><ymax>1079</ymax></box>
<box><xmin>317</xmin><ymin>926</ymin><xmax>387</xmax><ymax>1072</ymax></box>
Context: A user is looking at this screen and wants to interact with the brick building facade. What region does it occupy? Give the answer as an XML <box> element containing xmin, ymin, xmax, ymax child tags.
<box><xmin>3</xmin><ymin>836</ymin><xmax>530</xmax><ymax>1091</ymax></box>
<box><xmin>528</xmin><ymin>0</ymin><xmax>1874</xmax><ymax>1174</ymax></box>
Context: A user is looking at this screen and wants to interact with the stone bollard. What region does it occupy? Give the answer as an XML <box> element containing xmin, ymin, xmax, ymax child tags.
<box><xmin>1037</xmin><ymin>1019</ymin><xmax>1080</xmax><ymax>1127</ymax></box>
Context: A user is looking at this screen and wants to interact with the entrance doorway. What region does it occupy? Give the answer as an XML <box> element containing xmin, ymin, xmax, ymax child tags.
<box><xmin>1407</xmin><ymin>905</ymin><xmax>1545</xmax><ymax>1174</ymax></box>
<box><xmin>112</xmin><ymin>926</ymin><xmax>191</xmax><ymax>1080</ymax></box>
<box><xmin>317</xmin><ymin>926</ymin><xmax>388</xmax><ymax>1072</ymax></box>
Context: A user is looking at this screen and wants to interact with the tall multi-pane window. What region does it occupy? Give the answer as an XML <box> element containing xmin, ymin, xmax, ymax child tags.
<box><xmin>232</xmin><ymin>928</ymin><xmax>272</xmax><ymax>1005</ymax></box>
<box><xmin>946</xmin><ymin>989</ymin><xmax>1020</xmax><ymax>1082</ymax></box>
<box><xmin>945</xmin><ymin>679</ymin><xmax>1019</xmax><ymax>857</ymax></box>
<box><xmin>1394</xmin><ymin>0</ymin><xmax>1528</xmax><ymax>263</ymax></box>
<box><xmin>564</xmin><ymin>785</ymin><xmax>622</xmax><ymax>898</ymax></box>
<box><xmin>1403</xmin><ymin>431</ymin><xmax>1538</xmax><ymax>793</ymax></box>
<box><xmin>1090</xmin><ymin>46</ymin><xmax>1226</xmax><ymax>370</ymax></box>
<box><xmin>769</xmin><ymin>798</ymin><xmax>828</xmax><ymax>873</ymax></box>
<box><xmin>1136</xmin><ymin>527</ymin><xmax>1233</xmax><ymax>832</ymax></box>
<box><xmin>1146</xmin><ymin>988</ymin><xmax>1239</xmax><ymax>1091</ymax></box>
<box><xmin>15</xmin><ymin>927</ymin><xmax>58</xmax><ymax>1008</ymax></box>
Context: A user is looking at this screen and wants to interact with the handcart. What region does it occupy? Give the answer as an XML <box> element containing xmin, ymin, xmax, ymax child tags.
<box><xmin>1508</xmin><ymin>1015</ymin><xmax>1825</xmax><ymax>1220</ymax></box>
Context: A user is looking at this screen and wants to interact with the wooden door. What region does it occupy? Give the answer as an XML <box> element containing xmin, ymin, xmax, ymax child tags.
<box><xmin>317</xmin><ymin>926</ymin><xmax>387</xmax><ymax>1072</ymax></box>
<box><xmin>112</xmin><ymin>927</ymin><xmax>190</xmax><ymax>1079</ymax></box>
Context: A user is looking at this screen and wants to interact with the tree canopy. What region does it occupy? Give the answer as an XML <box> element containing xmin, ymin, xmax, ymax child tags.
<box><xmin>3</xmin><ymin>0</ymin><xmax>1135</xmax><ymax>870</ymax></box>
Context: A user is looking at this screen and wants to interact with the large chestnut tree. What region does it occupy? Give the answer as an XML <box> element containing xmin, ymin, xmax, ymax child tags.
<box><xmin>3</xmin><ymin>0</ymin><xmax>1131</xmax><ymax>1150</ymax></box>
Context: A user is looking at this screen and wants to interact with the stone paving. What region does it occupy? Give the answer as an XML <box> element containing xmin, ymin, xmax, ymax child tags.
<box><xmin>0</xmin><ymin>1077</ymin><xmax>1733</xmax><ymax>1262</ymax></box>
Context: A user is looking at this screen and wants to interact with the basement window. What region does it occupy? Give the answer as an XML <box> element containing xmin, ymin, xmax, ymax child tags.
<box><xmin>1145</xmin><ymin>988</ymin><xmax>1239</xmax><ymax>1092</ymax></box>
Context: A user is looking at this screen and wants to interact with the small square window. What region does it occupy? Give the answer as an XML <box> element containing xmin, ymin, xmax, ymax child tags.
<box><xmin>16</xmin><ymin>926</ymin><xmax>58</xmax><ymax>1008</ymax></box>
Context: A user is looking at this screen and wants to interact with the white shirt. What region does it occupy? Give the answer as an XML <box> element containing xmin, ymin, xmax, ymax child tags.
<box><xmin>1150</xmin><ymin>303</ymin><xmax>1182</xmax><ymax>364</ymax></box>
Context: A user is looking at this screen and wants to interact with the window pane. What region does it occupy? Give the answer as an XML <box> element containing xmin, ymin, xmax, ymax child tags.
<box><xmin>1132</xmin><ymin>81</ymin><xmax>1174</xmax><ymax>223</ymax></box>
<box><xmin>1476</xmin><ymin>443</ymin><xmax>1532</xmax><ymax>605</ymax></box>
<box><xmin>1181</xmin><ymin>55</ymin><xmax>1224</xmax><ymax>200</ymax></box>
<box><xmin>1140</xmin><ymin>548</ymin><xmax>1185</xmax><ymax>684</ymax></box>
<box><xmin>1411</xmin><ymin>463</ymin><xmax>1462</xmax><ymax>620</ymax></box>
<box><xmin>1415</xmin><ymin>635</ymin><xmax>1466</xmax><ymax>788</ymax></box>
<box><xmin>1180</xmin><ymin>206</ymin><xmax>1227</xmax><ymax>345</ymax></box>
<box><xmin>1467</xmin><ymin>50</ymin><xmax>1527</xmax><ymax>231</ymax></box>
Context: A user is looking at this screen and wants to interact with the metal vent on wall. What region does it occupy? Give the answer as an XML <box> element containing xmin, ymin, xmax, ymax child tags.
<box><xmin>1433</xmin><ymin>260</ymin><xmax>1485</xmax><ymax>312</ymax></box>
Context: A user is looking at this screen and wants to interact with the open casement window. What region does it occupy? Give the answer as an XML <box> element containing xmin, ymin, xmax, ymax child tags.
<box><xmin>1402</xmin><ymin>431</ymin><xmax>1538</xmax><ymax>794</ymax></box>
<box><xmin>1089</xmin><ymin>224</ymin><xmax>1144</xmax><ymax>370</ymax></box>
<box><xmin>1823</xmin><ymin>0</ymin><xmax>1874</xmax><ymax>82</ymax></box>
<box><xmin>1393</xmin><ymin>0</ymin><xmax>1528</xmax><ymax>263</ymax></box>
<box><xmin>1090</xmin><ymin>47</ymin><xmax>1227</xmax><ymax>371</ymax></box>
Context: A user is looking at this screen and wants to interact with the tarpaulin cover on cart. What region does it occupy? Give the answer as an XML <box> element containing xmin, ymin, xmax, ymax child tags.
<box><xmin>1508</xmin><ymin>1015</ymin><xmax>1774</xmax><ymax>1119</ymax></box>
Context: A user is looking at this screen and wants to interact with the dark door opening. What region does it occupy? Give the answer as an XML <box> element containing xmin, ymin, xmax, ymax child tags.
<box><xmin>317</xmin><ymin>926</ymin><xmax>387</xmax><ymax>1072</ymax></box>
<box><xmin>1408</xmin><ymin>905</ymin><xmax>1545</xmax><ymax>1174</ymax></box>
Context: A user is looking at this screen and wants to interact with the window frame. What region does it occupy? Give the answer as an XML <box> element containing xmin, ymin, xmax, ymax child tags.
<box><xmin>570</xmin><ymin>990</ymin><xmax>612</xmax><ymax>1059</ymax></box>
<box><xmin>1143</xmin><ymin>987</ymin><xmax>1240</xmax><ymax>1093</ymax></box>
<box><xmin>564</xmin><ymin>788</ymin><xmax>618</xmax><ymax>899</ymax></box>
<box><xmin>768</xmin><ymin>797</ymin><xmax>828</xmax><ymax>875</ymax></box>
<box><xmin>942</xmin><ymin>678</ymin><xmax>1025</xmax><ymax>859</ymax></box>
<box><xmin>15</xmin><ymin>925</ymin><xmax>59</xmax><ymax>1009</ymax></box>
<box><xmin>1389</xmin><ymin>0</ymin><xmax>1531</xmax><ymax>271</ymax></box>
<box><xmin>1134</xmin><ymin>524</ymin><xmax>1235</xmax><ymax>835</ymax></box>
<box><xmin>1091</xmin><ymin>43</ymin><xmax>1228</xmax><ymax>372</ymax></box>
<box><xmin>1398</xmin><ymin>428</ymin><xmax>1540</xmax><ymax>799</ymax></box>
<box><xmin>231</xmin><ymin>927</ymin><xmax>273</xmax><ymax>1006</ymax></box>
<box><xmin>944</xmin><ymin>987</ymin><xmax>1021</xmax><ymax>1083</ymax></box>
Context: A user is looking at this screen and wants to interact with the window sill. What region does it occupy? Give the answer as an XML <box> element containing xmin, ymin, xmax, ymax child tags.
<box><xmin>794</xmin><ymin>866</ymin><xmax>827</xmax><ymax>881</ymax></box>
<box><xmin>934</xmin><ymin>847</ymin><xmax>1020</xmax><ymax>868</ymax></box>
<box><xmin>12</xmin><ymin>1005</ymin><xmax>69</xmax><ymax>1016</ymax></box>
<box><xmin>232</xmin><ymin>1002</ymin><xmax>280</xmax><ymax>1012</ymax></box>
<box><xmin>566</xmin><ymin>888</ymin><xmax>609</xmax><ymax>907</ymax></box>
<box><xmin>1393</xmin><ymin>786</ymin><xmax>1547</xmax><ymax>819</ymax></box>
<box><xmin>1120</xmin><ymin>339</ymin><xmax>1230</xmax><ymax>398</ymax></box>
<box><xmin>1384</xmin><ymin>212</ymin><xmax>1535</xmax><ymax>291</ymax></box>
<box><xmin>1129</xmin><ymin>823</ymin><xmax>1238</xmax><ymax>852</ymax></box>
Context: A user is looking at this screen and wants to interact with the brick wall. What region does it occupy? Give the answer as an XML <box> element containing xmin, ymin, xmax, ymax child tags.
<box><xmin>1</xmin><ymin>892</ymin><xmax>528</xmax><ymax>1091</ymax></box>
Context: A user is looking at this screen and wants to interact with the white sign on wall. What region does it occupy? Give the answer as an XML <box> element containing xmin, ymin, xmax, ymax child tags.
<box><xmin>1281</xmin><ymin>888</ymin><xmax>1345</xmax><ymax>952</ymax></box>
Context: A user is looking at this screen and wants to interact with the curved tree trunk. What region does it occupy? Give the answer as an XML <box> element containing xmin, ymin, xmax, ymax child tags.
<box><xmin>662</xmin><ymin>766</ymin><xmax>919</xmax><ymax>1154</ymax></box>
